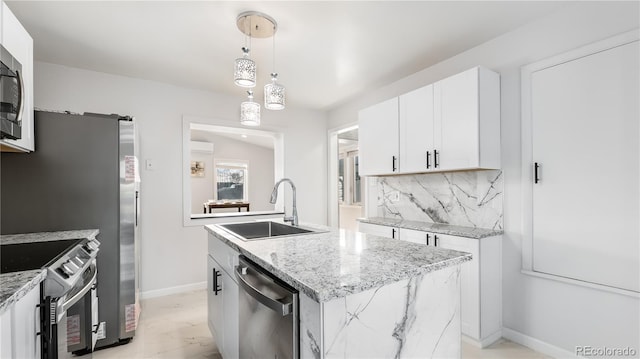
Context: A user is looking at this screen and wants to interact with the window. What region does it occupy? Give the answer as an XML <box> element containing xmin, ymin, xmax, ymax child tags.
<box><xmin>214</xmin><ymin>160</ymin><xmax>248</xmax><ymax>202</ymax></box>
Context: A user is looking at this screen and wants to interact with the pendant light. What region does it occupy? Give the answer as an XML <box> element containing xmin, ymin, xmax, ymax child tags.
<box><xmin>234</xmin><ymin>46</ymin><xmax>256</xmax><ymax>88</ymax></box>
<box><xmin>234</xmin><ymin>11</ymin><xmax>284</xmax><ymax>125</ymax></box>
<box><xmin>264</xmin><ymin>31</ymin><xmax>285</xmax><ymax>110</ymax></box>
<box><xmin>240</xmin><ymin>90</ymin><xmax>260</xmax><ymax>126</ymax></box>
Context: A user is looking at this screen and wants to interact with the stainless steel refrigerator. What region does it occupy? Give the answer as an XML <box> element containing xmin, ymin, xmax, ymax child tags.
<box><xmin>1</xmin><ymin>110</ymin><xmax>141</xmax><ymax>350</ymax></box>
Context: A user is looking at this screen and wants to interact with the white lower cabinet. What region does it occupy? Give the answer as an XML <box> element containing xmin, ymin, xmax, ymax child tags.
<box><xmin>360</xmin><ymin>223</ymin><xmax>502</xmax><ymax>347</ymax></box>
<box><xmin>0</xmin><ymin>283</ymin><xmax>41</xmax><ymax>359</ymax></box>
<box><xmin>207</xmin><ymin>235</ymin><xmax>239</xmax><ymax>359</ymax></box>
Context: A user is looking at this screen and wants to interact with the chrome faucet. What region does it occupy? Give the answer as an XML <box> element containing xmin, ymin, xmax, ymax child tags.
<box><xmin>269</xmin><ymin>178</ymin><xmax>298</xmax><ymax>226</ymax></box>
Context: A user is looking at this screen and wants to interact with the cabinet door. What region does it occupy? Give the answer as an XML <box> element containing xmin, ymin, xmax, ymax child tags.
<box><xmin>359</xmin><ymin>97</ymin><xmax>399</xmax><ymax>176</ymax></box>
<box><xmin>438</xmin><ymin>235</ymin><xmax>480</xmax><ymax>339</ymax></box>
<box><xmin>399</xmin><ymin>85</ymin><xmax>435</xmax><ymax>173</ymax></box>
<box><xmin>1</xmin><ymin>3</ymin><xmax>34</xmax><ymax>152</ymax></box>
<box><xmin>12</xmin><ymin>285</ymin><xmax>40</xmax><ymax>359</ymax></box>
<box><xmin>0</xmin><ymin>306</ymin><xmax>12</xmax><ymax>358</ymax></box>
<box><xmin>530</xmin><ymin>40</ymin><xmax>639</xmax><ymax>292</ymax></box>
<box><xmin>207</xmin><ymin>255</ymin><xmax>224</xmax><ymax>352</ymax></box>
<box><xmin>221</xmin><ymin>270</ymin><xmax>239</xmax><ymax>359</ymax></box>
<box><xmin>434</xmin><ymin>67</ymin><xmax>480</xmax><ymax>171</ymax></box>
<box><xmin>358</xmin><ymin>222</ymin><xmax>398</xmax><ymax>239</ymax></box>
<box><xmin>398</xmin><ymin>228</ymin><xmax>427</xmax><ymax>245</ymax></box>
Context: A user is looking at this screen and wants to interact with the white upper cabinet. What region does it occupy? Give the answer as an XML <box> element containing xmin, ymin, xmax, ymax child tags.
<box><xmin>399</xmin><ymin>85</ymin><xmax>435</xmax><ymax>173</ymax></box>
<box><xmin>359</xmin><ymin>67</ymin><xmax>500</xmax><ymax>176</ymax></box>
<box><xmin>434</xmin><ymin>67</ymin><xmax>500</xmax><ymax>171</ymax></box>
<box><xmin>1</xmin><ymin>2</ymin><xmax>34</xmax><ymax>152</ymax></box>
<box><xmin>359</xmin><ymin>97</ymin><xmax>399</xmax><ymax>176</ymax></box>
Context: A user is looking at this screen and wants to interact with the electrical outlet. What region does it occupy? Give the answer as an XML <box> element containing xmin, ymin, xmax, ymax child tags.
<box><xmin>145</xmin><ymin>159</ymin><xmax>155</xmax><ymax>171</ymax></box>
<box><xmin>96</xmin><ymin>322</ymin><xmax>106</xmax><ymax>340</ymax></box>
<box><xmin>390</xmin><ymin>191</ymin><xmax>400</xmax><ymax>202</ymax></box>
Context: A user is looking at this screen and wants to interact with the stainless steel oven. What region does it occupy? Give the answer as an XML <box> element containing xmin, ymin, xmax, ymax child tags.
<box><xmin>0</xmin><ymin>44</ymin><xmax>24</xmax><ymax>140</ymax></box>
<box><xmin>39</xmin><ymin>238</ymin><xmax>101</xmax><ymax>358</ymax></box>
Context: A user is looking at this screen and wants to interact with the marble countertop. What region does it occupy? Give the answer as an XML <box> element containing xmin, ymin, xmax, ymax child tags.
<box><xmin>0</xmin><ymin>229</ymin><xmax>99</xmax><ymax>245</ymax></box>
<box><xmin>358</xmin><ymin>217</ymin><xmax>503</xmax><ymax>239</ymax></box>
<box><xmin>205</xmin><ymin>222</ymin><xmax>471</xmax><ymax>303</ymax></box>
<box><xmin>0</xmin><ymin>229</ymin><xmax>99</xmax><ymax>314</ymax></box>
<box><xmin>0</xmin><ymin>270</ymin><xmax>47</xmax><ymax>314</ymax></box>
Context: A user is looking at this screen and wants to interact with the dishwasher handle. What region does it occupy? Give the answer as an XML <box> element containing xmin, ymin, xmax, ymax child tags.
<box><xmin>235</xmin><ymin>265</ymin><xmax>293</xmax><ymax>316</ymax></box>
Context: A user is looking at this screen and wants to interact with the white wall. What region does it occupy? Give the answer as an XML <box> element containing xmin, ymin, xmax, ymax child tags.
<box><xmin>190</xmin><ymin>149</ymin><xmax>214</xmax><ymax>214</ymax></box>
<box><xmin>190</xmin><ymin>131</ymin><xmax>274</xmax><ymax>213</ymax></box>
<box><xmin>34</xmin><ymin>61</ymin><xmax>328</xmax><ymax>295</ymax></box>
<box><xmin>328</xmin><ymin>2</ymin><xmax>639</xmax><ymax>356</ymax></box>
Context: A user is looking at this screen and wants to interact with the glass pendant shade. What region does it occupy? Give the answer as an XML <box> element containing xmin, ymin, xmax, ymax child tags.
<box><xmin>240</xmin><ymin>91</ymin><xmax>260</xmax><ymax>126</ymax></box>
<box><xmin>234</xmin><ymin>47</ymin><xmax>256</xmax><ymax>88</ymax></box>
<box><xmin>264</xmin><ymin>73</ymin><xmax>285</xmax><ymax>110</ymax></box>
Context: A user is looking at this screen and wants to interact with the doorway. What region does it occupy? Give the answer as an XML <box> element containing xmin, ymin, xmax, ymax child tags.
<box><xmin>328</xmin><ymin>125</ymin><xmax>364</xmax><ymax>230</ymax></box>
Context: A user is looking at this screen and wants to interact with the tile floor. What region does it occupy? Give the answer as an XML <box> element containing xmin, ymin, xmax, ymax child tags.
<box><xmin>92</xmin><ymin>290</ymin><xmax>549</xmax><ymax>359</ymax></box>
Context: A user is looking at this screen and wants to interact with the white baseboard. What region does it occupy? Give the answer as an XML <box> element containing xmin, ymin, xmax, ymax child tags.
<box><xmin>140</xmin><ymin>281</ymin><xmax>206</xmax><ymax>300</ymax></box>
<box><xmin>462</xmin><ymin>329</ymin><xmax>503</xmax><ymax>348</ymax></box>
<box><xmin>502</xmin><ymin>327</ymin><xmax>578</xmax><ymax>358</ymax></box>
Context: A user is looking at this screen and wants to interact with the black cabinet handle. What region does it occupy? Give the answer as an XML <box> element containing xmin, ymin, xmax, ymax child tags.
<box><xmin>392</xmin><ymin>228</ymin><xmax>397</xmax><ymax>239</ymax></box>
<box><xmin>434</xmin><ymin>150</ymin><xmax>439</xmax><ymax>168</ymax></box>
<box><xmin>392</xmin><ymin>156</ymin><xmax>397</xmax><ymax>172</ymax></box>
<box><xmin>426</xmin><ymin>233</ymin><xmax>430</xmax><ymax>246</ymax></box>
<box><xmin>534</xmin><ymin>162</ymin><xmax>540</xmax><ymax>184</ymax></box>
<box><xmin>426</xmin><ymin>151</ymin><xmax>431</xmax><ymax>169</ymax></box>
<box><xmin>213</xmin><ymin>268</ymin><xmax>222</xmax><ymax>295</ymax></box>
<box><xmin>434</xmin><ymin>235</ymin><xmax>439</xmax><ymax>247</ymax></box>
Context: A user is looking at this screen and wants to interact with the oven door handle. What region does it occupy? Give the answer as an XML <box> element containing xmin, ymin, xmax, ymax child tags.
<box><xmin>62</xmin><ymin>262</ymin><xmax>97</xmax><ymax>313</ymax></box>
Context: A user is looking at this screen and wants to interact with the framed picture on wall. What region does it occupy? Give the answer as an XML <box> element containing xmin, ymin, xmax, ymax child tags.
<box><xmin>191</xmin><ymin>161</ymin><xmax>205</xmax><ymax>177</ymax></box>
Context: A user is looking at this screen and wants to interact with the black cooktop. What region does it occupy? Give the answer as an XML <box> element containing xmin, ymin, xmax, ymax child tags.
<box><xmin>0</xmin><ymin>239</ymin><xmax>82</xmax><ymax>274</ymax></box>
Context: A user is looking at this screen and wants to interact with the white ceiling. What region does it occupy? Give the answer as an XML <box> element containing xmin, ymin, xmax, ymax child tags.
<box><xmin>7</xmin><ymin>1</ymin><xmax>568</xmax><ymax>111</ymax></box>
<box><xmin>191</xmin><ymin>123</ymin><xmax>275</xmax><ymax>149</ymax></box>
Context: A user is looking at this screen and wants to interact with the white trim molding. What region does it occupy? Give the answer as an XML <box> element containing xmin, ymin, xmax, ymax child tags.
<box><xmin>140</xmin><ymin>281</ymin><xmax>207</xmax><ymax>300</ymax></box>
<box><xmin>502</xmin><ymin>327</ymin><xmax>581</xmax><ymax>359</ymax></box>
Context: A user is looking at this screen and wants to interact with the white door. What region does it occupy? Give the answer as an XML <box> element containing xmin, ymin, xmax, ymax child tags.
<box><xmin>359</xmin><ymin>97</ymin><xmax>399</xmax><ymax>176</ymax></box>
<box><xmin>531</xmin><ymin>40</ymin><xmax>639</xmax><ymax>292</ymax></box>
<box><xmin>207</xmin><ymin>255</ymin><xmax>224</xmax><ymax>351</ymax></box>
<box><xmin>399</xmin><ymin>85</ymin><xmax>435</xmax><ymax>173</ymax></box>
<box><xmin>434</xmin><ymin>67</ymin><xmax>480</xmax><ymax>170</ymax></box>
<box><xmin>438</xmin><ymin>235</ymin><xmax>480</xmax><ymax>339</ymax></box>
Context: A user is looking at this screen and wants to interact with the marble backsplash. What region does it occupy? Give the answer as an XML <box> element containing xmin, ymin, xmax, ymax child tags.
<box><xmin>375</xmin><ymin>170</ymin><xmax>503</xmax><ymax>230</ymax></box>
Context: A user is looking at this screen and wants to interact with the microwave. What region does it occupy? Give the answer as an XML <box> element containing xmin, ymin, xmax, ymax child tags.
<box><xmin>0</xmin><ymin>44</ymin><xmax>23</xmax><ymax>140</ymax></box>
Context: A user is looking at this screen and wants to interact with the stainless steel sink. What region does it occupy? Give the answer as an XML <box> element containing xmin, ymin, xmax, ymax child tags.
<box><xmin>218</xmin><ymin>221</ymin><xmax>320</xmax><ymax>241</ymax></box>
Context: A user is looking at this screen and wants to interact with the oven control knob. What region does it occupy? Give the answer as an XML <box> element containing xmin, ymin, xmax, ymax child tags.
<box><xmin>71</xmin><ymin>257</ymin><xmax>84</xmax><ymax>267</ymax></box>
<box><xmin>61</xmin><ymin>263</ymin><xmax>77</xmax><ymax>276</ymax></box>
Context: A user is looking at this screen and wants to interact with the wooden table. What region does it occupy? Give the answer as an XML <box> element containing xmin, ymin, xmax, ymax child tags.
<box><xmin>204</xmin><ymin>202</ymin><xmax>250</xmax><ymax>213</ymax></box>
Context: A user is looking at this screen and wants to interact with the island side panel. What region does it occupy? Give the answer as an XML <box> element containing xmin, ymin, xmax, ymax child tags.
<box><xmin>300</xmin><ymin>292</ymin><xmax>322</xmax><ymax>359</ymax></box>
<box><xmin>321</xmin><ymin>265</ymin><xmax>461</xmax><ymax>359</ymax></box>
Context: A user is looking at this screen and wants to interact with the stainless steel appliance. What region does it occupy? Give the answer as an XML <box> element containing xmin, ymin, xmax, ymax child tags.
<box><xmin>0</xmin><ymin>236</ymin><xmax>101</xmax><ymax>358</ymax></box>
<box><xmin>235</xmin><ymin>255</ymin><xmax>298</xmax><ymax>359</ymax></box>
<box><xmin>0</xmin><ymin>111</ymin><xmax>141</xmax><ymax>351</ymax></box>
<box><xmin>0</xmin><ymin>44</ymin><xmax>24</xmax><ymax>140</ymax></box>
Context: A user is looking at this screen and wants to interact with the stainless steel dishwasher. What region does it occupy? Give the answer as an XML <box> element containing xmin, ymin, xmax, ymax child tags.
<box><xmin>235</xmin><ymin>255</ymin><xmax>299</xmax><ymax>359</ymax></box>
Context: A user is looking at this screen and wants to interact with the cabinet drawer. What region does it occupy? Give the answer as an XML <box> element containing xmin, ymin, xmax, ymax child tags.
<box><xmin>358</xmin><ymin>222</ymin><xmax>398</xmax><ymax>239</ymax></box>
<box><xmin>208</xmin><ymin>234</ymin><xmax>239</xmax><ymax>276</ymax></box>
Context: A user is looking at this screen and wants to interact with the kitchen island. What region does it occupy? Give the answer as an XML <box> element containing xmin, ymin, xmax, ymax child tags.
<box><xmin>205</xmin><ymin>221</ymin><xmax>471</xmax><ymax>359</ymax></box>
